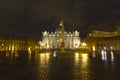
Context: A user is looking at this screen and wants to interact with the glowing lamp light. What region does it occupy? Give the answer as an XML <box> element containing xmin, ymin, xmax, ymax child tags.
<box><xmin>104</xmin><ymin>47</ymin><xmax>106</xmax><ymax>50</ymax></box>
<box><xmin>89</xmin><ymin>33</ymin><xmax>92</xmax><ymax>36</ymax></box>
<box><xmin>110</xmin><ymin>47</ymin><xmax>113</xmax><ymax>49</ymax></box>
<box><xmin>41</xmin><ymin>43</ymin><xmax>45</xmax><ymax>46</ymax></box>
<box><xmin>75</xmin><ymin>45</ymin><xmax>79</xmax><ymax>48</ymax></box>
<box><xmin>92</xmin><ymin>46</ymin><xmax>96</xmax><ymax>51</ymax></box>
<box><xmin>1</xmin><ymin>43</ymin><xmax>4</xmax><ymax>47</ymax></box>
<box><xmin>82</xmin><ymin>42</ymin><xmax>87</xmax><ymax>47</ymax></box>
<box><xmin>81</xmin><ymin>54</ymin><xmax>88</xmax><ymax>65</ymax></box>
<box><xmin>47</xmin><ymin>45</ymin><xmax>49</xmax><ymax>48</ymax></box>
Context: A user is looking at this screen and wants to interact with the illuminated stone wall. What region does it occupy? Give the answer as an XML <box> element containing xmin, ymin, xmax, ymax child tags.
<box><xmin>87</xmin><ymin>26</ymin><xmax>120</xmax><ymax>51</ymax></box>
<box><xmin>88</xmin><ymin>26</ymin><xmax>120</xmax><ymax>38</ymax></box>
<box><xmin>88</xmin><ymin>30</ymin><xmax>113</xmax><ymax>37</ymax></box>
<box><xmin>42</xmin><ymin>30</ymin><xmax>80</xmax><ymax>49</ymax></box>
<box><xmin>116</xmin><ymin>26</ymin><xmax>120</xmax><ymax>36</ymax></box>
<box><xmin>87</xmin><ymin>36</ymin><xmax>120</xmax><ymax>51</ymax></box>
<box><xmin>0</xmin><ymin>39</ymin><xmax>39</xmax><ymax>51</ymax></box>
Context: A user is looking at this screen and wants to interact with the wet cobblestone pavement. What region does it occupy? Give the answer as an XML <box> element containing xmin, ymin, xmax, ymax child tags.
<box><xmin>0</xmin><ymin>51</ymin><xmax>120</xmax><ymax>80</ymax></box>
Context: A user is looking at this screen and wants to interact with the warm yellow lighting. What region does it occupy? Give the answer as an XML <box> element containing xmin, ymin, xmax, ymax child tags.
<box><xmin>12</xmin><ymin>45</ymin><xmax>14</xmax><ymax>51</ymax></box>
<box><xmin>43</xmin><ymin>31</ymin><xmax>47</xmax><ymax>36</ymax></box>
<box><xmin>53</xmin><ymin>34</ymin><xmax>55</xmax><ymax>37</ymax></box>
<box><xmin>9</xmin><ymin>45</ymin><xmax>11</xmax><ymax>51</ymax></box>
<box><xmin>28</xmin><ymin>52</ymin><xmax>31</xmax><ymax>64</ymax></box>
<box><xmin>1</xmin><ymin>43</ymin><xmax>4</xmax><ymax>47</ymax></box>
<box><xmin>41</xmin><ymin>43</ymin><xmax>45</xmax><ymax>46</ymax></box>
<box><xmin>75</xmin><ymin>45</ymin><xmax>79</xmax><ymax>48</ymax></box>
<box><xmin>14</xmin><ymin>51</ymin><xmax>19</xmax><ymax>57</ymax></box>
<box><xmin>75</xmin><ymin>52</ymin><xmax>79</xmax><ymax>64</ymax></box>
<box><xmin>53</xmin><ymin>51</ymin><xmax>57</xmax><ymax>57</ymax></box>
<box><xmin>104</xmin><ymin>47</ymin><xmax>106</xmax><ymax>50</ymax></box>
<box><xmin>75</xmin><ymin>30</ymin><xmax>78</xmax><ymax>33</ymax></box>
<box><xmin>110</xmin><ymin>47</ymin><xmax>113</xmax><ymax>50</ymax></box>
<box><xmin>49</xmin><ymin>35</ymin><xmax>51</xmax><ymax>37</ymax></box>
<box><xmin>28</xmin><ymin>47</ymin><xmax>32</xmax><ymax>54</ymax></box>
<box><xmin>39</xmin><ymin>41</ymin><xmax>42</xmax><ymax>45</ymax></box>
<box><xmin>39</xmin><ymin>53</ymin><xmax>50</xmax><ymax>67</ymax></box>
<box><xmin>67</xmin><ymin>34</ymin><xmax>69</xmax><ymax>37</ymax></box>
<box><xmin>89</xmin><ymin>33</ymin><xmax>92</xmax><ymax>36</ymax></box>
<box><xmin>81</xmin><ymin>54</ymin><xmax>88</xmax><ymax>62</ymax></box>
<box><xmin>92</xmin><ymin>46</ymin><xmax>96</xmax><ymax>51</ymax></box>
<box><xmin>81</xmin><ymin>42</ymin><xmax>87</xmax><ymax>47</ymax></box>
<box><xmin>11</xmin><ymin>45</ymin><xmax>15</xmax><ymax>53</ymax></box>
<box><xmin>75</xmin><ymin>40</ymin><xmax>80</xmax><ymax>47</ymax></box>
<box><xmin>47</xmin><ymin>45</ymin><xmax>49</xmax><ymax>48</ymax></box>
<box><xmin>81</xmin><ymin>53</ymin><xmax>88</xmax><ymax>68</ymax></box>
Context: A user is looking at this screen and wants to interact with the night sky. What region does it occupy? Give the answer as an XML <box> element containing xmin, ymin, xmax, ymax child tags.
<box><xmin>0</xmin><ymin>0</ymin><xmax>120</xmax><ymax>39</ymax></box>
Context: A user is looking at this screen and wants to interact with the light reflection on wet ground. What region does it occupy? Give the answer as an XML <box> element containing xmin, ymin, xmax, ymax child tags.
<box><xmin>0</xmin><ymin>51</ymin><xmax>120</xmax><ymax>80</ymax></box>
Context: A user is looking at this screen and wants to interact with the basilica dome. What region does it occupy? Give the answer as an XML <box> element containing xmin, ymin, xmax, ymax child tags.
<box><xmin>55</xmin><ymin>28</ymin><xmax>62</xmax><ymax>32</ymax></box>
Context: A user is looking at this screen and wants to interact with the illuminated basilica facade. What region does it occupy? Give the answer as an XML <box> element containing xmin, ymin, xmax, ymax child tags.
<box><xmin>41</xmin><ymin>28</ymin><xmax>80</xmax><ymax>49</ymax></box>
